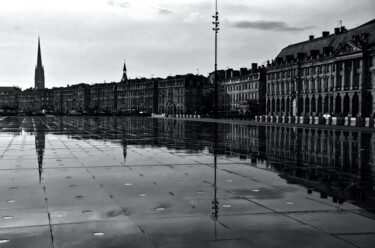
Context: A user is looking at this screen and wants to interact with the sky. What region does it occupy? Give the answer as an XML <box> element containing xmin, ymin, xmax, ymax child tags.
<box><xmin>0</xmin><ymin>0</ymin><xmax>374</xmax><ymax>89</ymax></box>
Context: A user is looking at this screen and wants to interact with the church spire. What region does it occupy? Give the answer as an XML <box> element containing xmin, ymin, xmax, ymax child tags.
<box><xmin>37</xmin><ymin>37</ymin><xmax>42</xmax><ymax>67</ymax></box>
<box><xmin>35</xmin><ymin>37</ymin><xmax>45</xmax><ymax>89</ymax></box>
<box><xmin>121</xmin><ymin>60</ymin><xmax>128</xmax><ymax>82</ymax></box>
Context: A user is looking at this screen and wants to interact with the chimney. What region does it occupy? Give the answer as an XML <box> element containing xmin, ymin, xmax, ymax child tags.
<box><xmin>334</xmin><ymin>28</ymin><xmax>340</xmax><ymax>35</ymax></box>
<box><xmin>309</xmin><ymin>35</ymin><xmax>314</xmax><ymax>41</ymax></box>
<box><xmin>322</xmin><ymin>31</ymin><xmax>330</xmax><ymax>37</ymax></box>
<box><xmin>240</xmin><ymin>68</ymin><xmax>248</xmax><ymax>76</ymax></box>
<box><xmin>340</xmin><ymin>26</ymin><xmax>346</xmax><ymax>32</ymax></box>
<box><xmin>225</xmin><ymin>68</ymin><xmax>233</xmax><ymax>79</ymax></box>
<box><xmin>251</xmin><ymin>63</ymin><xmax>258</xmax><ymax>72</ymax></box>
<box><xmin>232</xmin><ymin>70</ymin><xmax>240</xmax><ymax>77</ymax></box>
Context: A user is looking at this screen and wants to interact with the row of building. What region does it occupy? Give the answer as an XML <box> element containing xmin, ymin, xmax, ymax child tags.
<box><xmin>1</xmin><ymin>19</ymin><xmax>374</xmax><ymax>117</ymax></box>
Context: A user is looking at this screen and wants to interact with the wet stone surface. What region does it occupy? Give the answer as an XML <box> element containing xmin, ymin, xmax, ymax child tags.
<box><xmin>0</xmin><ymin>116</ymin><xmax>374</xmax><ymax>247</ymax></box>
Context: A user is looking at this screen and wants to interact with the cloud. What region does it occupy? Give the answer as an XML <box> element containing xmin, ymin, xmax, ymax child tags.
<box><xmin>184</xmin><ymin>12</ymin><xmax>203</xmax><ymax>23</ymax></box>
<box><xmin>230</xmin><ymin>20</ymin><xmax>315</xmax><ymax>32</ymax></box>
<box><xmin>108</xmin><ymin>0</ymin><xmax>130</xmax><ymax>8</ymax></box>
<box><xmin>152</xmin><ymin>7</ymin><xmax>174</xmax><ymax>15</ymax></box>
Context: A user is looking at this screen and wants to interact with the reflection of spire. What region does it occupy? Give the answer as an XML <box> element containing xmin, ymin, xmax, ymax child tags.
<box><xmin>35</xmin><ymin>125</ymin><xmax>45</xmax><ymax>183</ymax></box>
<box><xmin>121</xmin><ymin>138</ymin><xmax>127</xmax><ymax>162</ymax></box>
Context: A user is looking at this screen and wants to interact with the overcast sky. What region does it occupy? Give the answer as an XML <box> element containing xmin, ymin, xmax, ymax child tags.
<box><xmin>1</xmin><ymin>0</ymin><xmax>374</xmax><ymax>88</ymax></box>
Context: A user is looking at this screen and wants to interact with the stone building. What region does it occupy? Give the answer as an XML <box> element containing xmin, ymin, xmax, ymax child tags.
<box><xmin>157</xmin><ymin>74</ymin><xmax>206</xmax><ymax>116</ymax></box>
<box><xmin>217</xmin><ymin>65</ymin><xmax>266</xmax><ymax>117</ymax></box>
<box><xmin>266</xmin><ymin>19</ymin><xmax>375</xmax><ymax>118</ymax></box>
<box><xmin>53</xmin><ymin>84</ymin><xmax>91</xmax><ymax>114</ymax></box>
<box><xmin>117</xmin><ymin>78</ymin><xmax>158</xmax><ymax>114</ymax></box>
<box><xmin>89</xmin><ymin>82</ymin><xmax>117</xmax><ymax>113</ymax></box>
<box><xmin>0</xmin><ymin>87</ymin><xmax>21</xmax><ymax>111</ymax></box>
<box><xmin>18</xmin><ymin>88</ymin><xmax>53</xmax><ymax>113</ymax></box>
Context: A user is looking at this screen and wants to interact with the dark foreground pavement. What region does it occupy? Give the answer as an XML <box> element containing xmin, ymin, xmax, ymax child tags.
<box><xmin>0</xmin><ymin>116</ymin><xmax>374</xmax><ymax>248</ymax></box>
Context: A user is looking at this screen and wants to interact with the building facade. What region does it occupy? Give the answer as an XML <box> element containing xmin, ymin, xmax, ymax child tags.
<box><xmin>266</xmin><ymin>19</ymin><xmax>375</xmax><ymax>118</ymax></box>
<box><xmin>157</xmin><ymin>74</ymin><xmax>206</xmax><ymax>116</ymax></box>
<box><xmin>0</xmin><ymin>87</ymin><xmax>21</xmax><ymax>113</ymax></box>
<box><xmin>18</xmin><ymin>88</ymin><xmax>53</xmax><ymax>113</ymax></box>
<box><xmin>217</xmin><ymin>65</ymin><xmax>266</xmax><ymax>117</ymax></box>
<box><xmin>117</xmin><ymin>78</ymin><xmax>158</xmax><ymax>114</ymax></box>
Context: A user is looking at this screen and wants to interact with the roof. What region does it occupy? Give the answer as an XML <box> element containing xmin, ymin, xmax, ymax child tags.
<box><xmin>276</xmin><ymin>19</ymin><xmax>375</xmax><ymax>59</ymax></box>
<box><xmin>0</xmin><ymin>87</ymin><xmax>21</xmax><ymax>93</ymax></box>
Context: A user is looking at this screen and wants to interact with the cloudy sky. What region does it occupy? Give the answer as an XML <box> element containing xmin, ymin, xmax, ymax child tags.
<box><xmin>0</xmin><ymin>0</ymin><xmax>374</xmax><ymax>88</ymax></box>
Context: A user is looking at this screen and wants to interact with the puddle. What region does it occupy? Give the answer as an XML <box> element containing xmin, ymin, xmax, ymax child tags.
<box><xmin>93</xmin><ymin>232</ymin><xmax>105</xmax><ymax>236</ymax></box>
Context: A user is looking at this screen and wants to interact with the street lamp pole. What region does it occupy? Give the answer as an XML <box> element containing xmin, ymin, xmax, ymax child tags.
<box><xmin>212</xmin><ymin>0</ymin><xmax>219</xmax><ymax>119</ymax></box>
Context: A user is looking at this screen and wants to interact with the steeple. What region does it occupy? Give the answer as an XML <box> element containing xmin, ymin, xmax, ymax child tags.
<box><xmin>35</xmin><ymin>37</ymin><xmax>45</xmax><ymax>89</ymax></box>
<box><xmin>37</xmin><ymin>37</ymin><xmax>42</xmax><ymax>67</ymax></box>
<box><xmin>121</xmin><ymin>60</ymin><xmax>128</xmax><ymax>82</ymax></box>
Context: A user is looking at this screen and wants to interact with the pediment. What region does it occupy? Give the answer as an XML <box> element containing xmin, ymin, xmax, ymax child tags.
<box><xmin>335</xmin><ymin>42</ymin><xmax>362</xmax><ymax>56</ymax></box>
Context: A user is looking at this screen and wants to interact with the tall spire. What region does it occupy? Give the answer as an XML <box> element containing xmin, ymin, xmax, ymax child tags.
<box><xmin>35</xmin><ymin>36</ymin><xmax>45</xmax><ymax>89</ymax></box>
<box><xmin>121</xmin><ymin>60</ymin><xmax>128</xmax><ymax>82</ymax></box>
<box><xmin>37</xmin><ymin>36</ymin><xmax>42</xmax><ymax>67</ymax></box>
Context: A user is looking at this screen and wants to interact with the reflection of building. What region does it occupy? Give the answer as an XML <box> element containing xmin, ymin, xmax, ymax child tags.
<box><xmin>35</xmin><ymin>37</ymin><xmax>45</xmax><ymax>90</ymax></box>
<box><xmin>266</xmin><ymin>19</ymin><xmax>375</xmax><ymax>117</ymax></box>
<box><xmin>265</xmin><ymin>126</ymin><xmax>375</xmax><ymax>170</ymax></box>
<box><xmin>265</xmin><ymin>125</ymin><xmax>375</xmax><ymax>209</ymax></box>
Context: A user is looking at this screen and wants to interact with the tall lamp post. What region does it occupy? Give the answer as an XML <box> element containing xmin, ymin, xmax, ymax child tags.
<box><xmin>212</xmin><ymin>0</ymin><xmax>219</xmax><ymax>119</ymax></box>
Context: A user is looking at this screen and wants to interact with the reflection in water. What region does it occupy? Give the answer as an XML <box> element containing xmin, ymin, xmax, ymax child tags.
<box><xmin>35</xmin><ymin>121</ymin><xmax>45</xmax><ymax>183</ymax></box>
<box><xmin>212</xmin><ymin>122</ymin><xmax>219</xmax><ymax>239</ymax></box>
<box><xmin>2</xmin><ymin>116</ymin><xmax>373</xmax><ymax>211</ymax></box>
<box><xmin>266</xmin><ymin>126</ymin><xmax>375</xmax><ymax>210</ymax></box>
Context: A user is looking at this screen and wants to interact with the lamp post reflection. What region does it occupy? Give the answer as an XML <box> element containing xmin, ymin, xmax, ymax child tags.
<box><xmin>211</xmin><ymin>122</ymin><xmax>219</xmax><ymax>239</ymax></box>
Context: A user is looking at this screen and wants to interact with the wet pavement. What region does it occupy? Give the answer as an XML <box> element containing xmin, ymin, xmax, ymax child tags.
<box><xmin>0</xmin><ymin>116</ymin><xmax>374</xmax><ymax>248</ymax></box>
